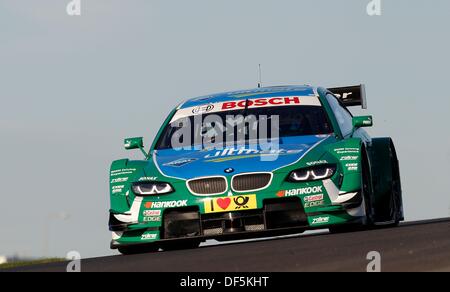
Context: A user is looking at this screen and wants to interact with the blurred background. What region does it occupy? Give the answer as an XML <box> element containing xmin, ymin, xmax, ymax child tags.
<box><xmin>0</xmin><ymin>0</ymin><xmax>449</xmax><ymax>259</ymax></box>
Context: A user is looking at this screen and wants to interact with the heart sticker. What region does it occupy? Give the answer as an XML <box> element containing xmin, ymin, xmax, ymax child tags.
<box><xmin>217</xmin><ymin>197</ymin><xmax>231</xmax><ymax>210</ymax></box>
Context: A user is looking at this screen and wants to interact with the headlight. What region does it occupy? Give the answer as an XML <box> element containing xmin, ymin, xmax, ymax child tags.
<box><xmin>288</xmin><ymin>165</ymin><xmax>337</xmax><ymax>182</ymax></box>
<box><xmin>132</xmin><ymin>182</ymin><xmax>174</xmax><ymax>196</ymax></box>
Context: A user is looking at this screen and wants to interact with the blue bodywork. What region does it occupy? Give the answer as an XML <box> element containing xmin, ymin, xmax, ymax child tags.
<box><xmin>155</xmin><ymin>135</ymin><xmax>330</xmax><ymax>180</ymax></box>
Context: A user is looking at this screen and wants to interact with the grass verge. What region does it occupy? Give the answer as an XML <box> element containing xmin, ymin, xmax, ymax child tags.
<box><xmin>0</xmin><ymin>258</ymin><xmax>66</xmax><ymax>270</ymax></box>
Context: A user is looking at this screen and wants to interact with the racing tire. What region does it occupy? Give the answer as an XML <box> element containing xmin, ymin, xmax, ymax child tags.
<box><xmin>377</xmin><ymin>143</ymin><xmax>403</xmax><ymax>227</ymax></box>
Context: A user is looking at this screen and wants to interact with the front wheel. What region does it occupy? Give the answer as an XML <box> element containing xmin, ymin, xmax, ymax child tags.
<box><xmin>378</xmin><ymin>144</ymin><xmax>403</xmax><ymax>226</ymax></box>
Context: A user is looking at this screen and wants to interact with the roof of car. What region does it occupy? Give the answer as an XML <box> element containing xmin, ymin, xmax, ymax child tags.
<box><xmin>178</xmin><ymin>85</ymin><xmax>318</xmax><ymax>109</ymax></box>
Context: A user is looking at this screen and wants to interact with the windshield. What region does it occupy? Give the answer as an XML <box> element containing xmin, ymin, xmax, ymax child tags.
<box><xmin>155</xmin><ymin>104</ymin><xmax>332</xmax><ymax>150</ymax></box>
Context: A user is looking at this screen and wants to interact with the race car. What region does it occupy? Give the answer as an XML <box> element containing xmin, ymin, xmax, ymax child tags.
<box><xmin>109</xmin><ymin>84</ymin><xmax>404</xmax><ymax>255</ymax></box>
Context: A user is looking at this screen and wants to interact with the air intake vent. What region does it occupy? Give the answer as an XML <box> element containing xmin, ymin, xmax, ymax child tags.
<box><xmin>232</xmin><ymin>173</ymin><xmax>272</xmax><ymax>192</ymax></box>
<box><xmin>188</xmin><ymin>177</ymin><xmax>227</xmax><ymax>195</ymax></box>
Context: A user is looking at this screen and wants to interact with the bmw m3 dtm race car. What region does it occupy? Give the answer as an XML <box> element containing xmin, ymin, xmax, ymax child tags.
<box><xmin>109</xmin><ymin>84</ymin><xmax>404</xmax><ymax>254</ymax></box>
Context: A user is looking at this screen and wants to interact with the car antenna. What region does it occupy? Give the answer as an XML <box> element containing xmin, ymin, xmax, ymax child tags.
<box><xmin>257</xmin><ymin>64</ymin><xmax>262</xmax><ymax>88</ymax></box>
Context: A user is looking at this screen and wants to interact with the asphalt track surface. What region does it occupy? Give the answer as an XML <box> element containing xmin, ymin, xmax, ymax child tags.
<box><xmin>6</xmin><ymin>218</ymin><xmax>450</xmax><ymax>272</ymax></box>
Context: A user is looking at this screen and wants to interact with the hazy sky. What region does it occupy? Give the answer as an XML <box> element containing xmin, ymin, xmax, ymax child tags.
<box><xmin>1</xmin><ymin>0</ymin><xmax>449</xmax><ymax>258</ymax></box>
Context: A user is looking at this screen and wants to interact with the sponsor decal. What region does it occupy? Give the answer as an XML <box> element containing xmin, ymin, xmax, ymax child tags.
<box><xmin>311</xmin><ymin>217</ymin><xmax>330</xmax><ymax>225</ymax></box>
<box><xmin>145</xmin><ymin>200</ymin><xmax>188</xmax><ymax>209</ymax></box>
<box><xmin>164</xmin><ymin>158</ymin><xmax>197</xmax><ymax>167</ymax></box>
<box><xmin>170</xmin><ymin>96</ymin><xmax>320</xmax><ymax>123</ymax></box>
<box><xmin>141</xmin><ymin>233</ymin><xmax>157</xmax><ymax>241</ymax></box>
<box><xmin>305</xmin><ymin>200</ymin><xmax>324</xmax><ymax>208</ymax></box>
<box><xmin>304</xmin><ymin>194</ymin><xmax>324</xmax><ymax>202</ymax></box>
<box><xmin>204</xmin><ymin>195</ymin><xmax>257</xmax><ymax>214</ymax></box>
<box><xmin>205</xmin><ymin>148</ymin><xmax>302</xmax><ymax>160</ymax></box>
<box><xmin>340</xmin><ymin>156</ymin><xmax>359</xmax><ymax>161</ymax></box>
<box><xmin>346</xmin><ymin>163</ymin><xmax>359</xmax><ymax>171</ymax></box>
<box><xmin>221</xmin><ymin>97</ymin><xmax>301</xmax><ymax>110</ymax></box>
<box><xmin>143</xmin><ymin>216</ymin><xmax>162</xmax><ymax>222</ymax></box>
<box><xmin>276</xmin><ymin>191</ymin><xmax>286</xmax><ymax>198</ymax></box>
<box><xmin>192</xmin><ymin>104</ymin><xmax>214</xmax><ymax>114</ymax></box>
<box><xmin>111</xmin><ymin>177</ymin><xmax>128</xmax><ymax>184</ymax></box>
<box><xmin>335</xmin><ymin>148</ymin><xmax>360</xmax><ymax>155</ymax></box>
<box><xmin>306</xmin><ymin>160</ymin><xmax>328</xmax><ymax>166</ymax></box>
<box><xmin>276</xmin><ymin>186</ymin><xmax>323</xmax><ymax>197</ymax></box>
<box><xmin>334</xmin><ymin>92</ymin><xmax>353</xmax><ymax>100</ymax></box>
<box><xmin>363</xmin><ymin>119</ymin><xmax>372</xmax><ymax>125</ymax></box>
<box><xmin>112</xmin><ymin>185</ymin><xmax>125</xmax><ymax>194</ymax></box>
<box><xmin>143</xmin><ymin>210</ymin><xmax>161</xmax><ymax>217</ymax></box>
<box><xmin>110</xmin><ymin>168</ymin><xmax>136</xmax><ymax>177</ymax></box>
<box><xmin>303</xmin><ymin>194</ymin><xmax>324</xmax><ymax>208</ymax></box>
<box><xmin>138</xmin><ymin>177</ymin><xmax>158</xmax><ymax>182</ymax></box>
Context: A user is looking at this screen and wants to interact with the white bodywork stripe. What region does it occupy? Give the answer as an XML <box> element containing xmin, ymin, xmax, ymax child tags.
<box><xmin>322</xmin><ymin>179</ymin><xmax>366</xmax><ymax>217</ymax></box>
<box><xmin>114</xmin><ymin>196</ymin><xmax>143</xmax><ymax>223</ymax></box>
<box><xmin>323</xmin><ymin>179</ymin><xmax>359</xmax><ymax>204</ymax></box>
<box><xmin>112</xmin><ymin>232</ymin><xmax>123</xmax><ymax>240</ymax></box>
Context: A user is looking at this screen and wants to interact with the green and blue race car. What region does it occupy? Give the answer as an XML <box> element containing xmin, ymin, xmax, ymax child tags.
<box><xmin>109</xmin><ymin>84</ymin><xmax>404</xmax><ymax>254</ymax></box>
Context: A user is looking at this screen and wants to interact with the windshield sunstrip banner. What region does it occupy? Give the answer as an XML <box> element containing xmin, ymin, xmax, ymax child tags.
<box><xmin>170</xmin><ymin>96</ymin><xmax>321</xmax><ymax>123</ymax></box>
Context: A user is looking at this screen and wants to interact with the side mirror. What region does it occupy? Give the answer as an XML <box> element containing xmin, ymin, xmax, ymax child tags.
<box><xmin>352</xmin><ymin>116</ymin><xmax>373</xmax><ymax>128</ymax></box>
<box><xmin>124</xmin><ymin>137</ymin><xmax>149</xmax><ymax>159</ymax></box>
<box><xmin>124</xmin><ymin>137</ymin><xmax>144</xmax><ymax>150</ymax></box>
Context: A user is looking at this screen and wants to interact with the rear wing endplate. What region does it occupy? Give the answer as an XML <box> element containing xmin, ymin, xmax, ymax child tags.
<box><xmin>328</xmin><ymin>84</ymin><xmax>367</xmax><ymax>109</ymax></box>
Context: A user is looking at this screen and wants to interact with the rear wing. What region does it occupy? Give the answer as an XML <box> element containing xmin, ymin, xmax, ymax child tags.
<box><xmin>328</xmin><ymin>84</ymin><xmax>367</xmax><ymax>109</ymax></box>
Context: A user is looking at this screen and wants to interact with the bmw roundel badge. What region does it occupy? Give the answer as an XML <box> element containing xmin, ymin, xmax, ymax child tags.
<box><xmin>224</xmin><ymin>168</ymin><xmax>235</xmax><ymax>174</ymax></box>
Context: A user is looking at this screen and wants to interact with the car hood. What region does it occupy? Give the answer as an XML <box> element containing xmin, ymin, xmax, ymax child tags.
<box><xmin>153</xmin><ymin>135</ymin><xmax>330</xmax><ymax>180</ymax></box>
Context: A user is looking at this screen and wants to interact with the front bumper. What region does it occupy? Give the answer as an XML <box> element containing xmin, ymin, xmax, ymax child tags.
<box><xmin>110</xmin><ymin>194</ymin><xmax>364</xmax><ymax>249</ymax></box>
